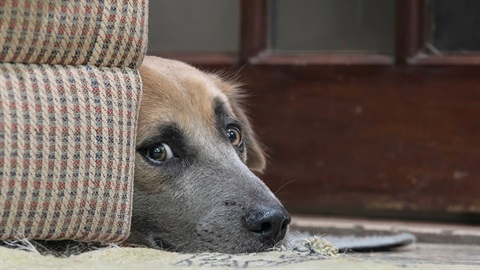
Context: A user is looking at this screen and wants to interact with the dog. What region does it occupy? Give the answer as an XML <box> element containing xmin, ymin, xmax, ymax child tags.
<box><xmin>126</xmin><ymin>56</ymin><xmax>291</xmax><ymax>254</ymax></box>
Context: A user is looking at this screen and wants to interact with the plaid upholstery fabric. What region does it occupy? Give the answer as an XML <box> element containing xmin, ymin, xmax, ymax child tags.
<box><xmin>0</xmin><ymin>0</ymin><xmax>148</xmax><ymax>68</ymax></box>
<box><xmin>0</xmin><ymin>63</ymin><xmax>141</xmax><ymax>242</ymax></box>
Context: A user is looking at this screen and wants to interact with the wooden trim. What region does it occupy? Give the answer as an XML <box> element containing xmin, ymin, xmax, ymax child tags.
<box><xmin>395</xmin><ymin>0</ymin><xmax>426</xmax><ymax>65</ymax></box>
<box><xmin>292</xmin><ymin>216</ymin><xmax>480</xmax><ymax>244</ymax></box>
<box><xmin>249</xmin><ymin>52</ymin><xmax>393</xmax><ymax>66</ymax></box>
<box><xmin>150</xmin><ymin>52</ymin><xmax>238</xmax><ymax>66</ymax></box>
<box><xmin>239</xmin><ymin>0</ymin><xmax>268</xmax><ymax>63</ymax></box>
<box><xmin>409</xmin><ymin>54</ymin><xmax>480</xmax><ymax>65</ymax></box>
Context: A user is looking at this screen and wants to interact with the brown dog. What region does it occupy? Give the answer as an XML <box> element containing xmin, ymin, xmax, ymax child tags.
<box><xmin>127</xmin><ymin>56</ymin><xmax>291</xmax><ymax>253</ymax></box>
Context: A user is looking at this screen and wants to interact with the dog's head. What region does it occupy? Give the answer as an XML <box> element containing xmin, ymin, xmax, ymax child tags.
<box><xmin>128</xmin><ymin>56</ymin><xmax>290</xmax><ymax>253</ymax></box>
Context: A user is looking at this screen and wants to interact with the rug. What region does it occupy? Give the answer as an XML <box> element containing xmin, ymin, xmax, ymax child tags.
<box><xmin>1</xmin><ymin>236</ymin><xmax>477</xmax><ymax>270</ymax></box>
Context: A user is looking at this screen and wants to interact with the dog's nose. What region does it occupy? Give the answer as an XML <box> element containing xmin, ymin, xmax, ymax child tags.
<box><xmin>245</xmin><ymin>206</ymin><xmax>291</xmax><ymax>244</ymax></box>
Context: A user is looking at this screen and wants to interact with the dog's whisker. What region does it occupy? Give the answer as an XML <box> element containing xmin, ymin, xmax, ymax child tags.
<box><xmin>274</xmin><ymin>180</ymin><xmax>296</xmax><ymax>195</ymax></box>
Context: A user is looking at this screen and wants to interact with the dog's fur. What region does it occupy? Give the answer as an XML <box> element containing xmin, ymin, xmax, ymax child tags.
<box><xmin>127</xmin><ymin>56</ymin><xmax>290</xmax><ymax>254</ymax></box>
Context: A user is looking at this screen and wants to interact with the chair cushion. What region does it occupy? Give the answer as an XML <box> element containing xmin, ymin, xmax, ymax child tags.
<box><xmin>0</xmin><ymin>63</ymin><xmax>142</xmax><ymax>242</ymax></box>
<box><xmin>0</xmin><ymin>0</ymin><xmax>148</xmax><ymax>68</ymax></box>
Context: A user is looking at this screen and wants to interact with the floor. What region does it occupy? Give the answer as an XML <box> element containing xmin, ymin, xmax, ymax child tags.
<box><xmin>291</xmin><ymin>216</ymin><xmax>480</xmax><ymax>266</ymax></box>
<box><xmin>351</xmin><ymin>243</ymin><xmax>479</xmax><ymax>266</ymax></box>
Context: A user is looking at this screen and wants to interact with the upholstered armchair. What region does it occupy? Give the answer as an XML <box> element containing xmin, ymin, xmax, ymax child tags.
<box><xmin>0</xmin><ymin>0</ymin><xmax>148</xmax><ymax>243</ymax></box>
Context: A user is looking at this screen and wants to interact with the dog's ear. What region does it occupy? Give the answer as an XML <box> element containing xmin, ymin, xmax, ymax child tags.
<box><xmin>210</xmin><ymin>74</ymin><xmax>267</xmax><ymax>173</ymax></box>
<box><xmin>231</xmin><ymin>99</ymin><xmax>267</xmax><ymax>173</ymax></box>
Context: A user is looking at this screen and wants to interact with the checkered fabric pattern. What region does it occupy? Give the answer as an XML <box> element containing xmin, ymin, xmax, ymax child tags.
<box><xmin>0</xmin><ymin>64</ymin><xmax>142</xmax><ymax>242</ymax></box>
<box><xmin>0</xmin><ymin>0</ymin><xmax>147</xmax><ymax>242</ymax></box>
<box><xmin>0</xmin><ymin>0</ymin><xmax>148</xmax><ymax>68</ymax></box>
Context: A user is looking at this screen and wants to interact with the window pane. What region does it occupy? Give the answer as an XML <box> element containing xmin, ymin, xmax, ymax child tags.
<box><xmin>427</xmin><ymin>0</ymin><xmax>480</xmax><ymax>54</ymax></box>
<box><xmin>269</xmin><ymin>0</ymin><xmax>395</xmax><ymax>54</ymax></box>
<box><xmin>148</xmin><ymin>0</ymin><xmax>239</xmax><ymax>53</ymax></box>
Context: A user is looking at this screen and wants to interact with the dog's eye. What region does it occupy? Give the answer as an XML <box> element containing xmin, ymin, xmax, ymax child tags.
<box><xmin>226</xmin><ymin>125</ymin><xmax>243</xmax><ymax>147</ymax></box>
<box><xmin>146</xmin><ymin>143</ymin><xmax>174</xmax><ymax>163</ymax></box>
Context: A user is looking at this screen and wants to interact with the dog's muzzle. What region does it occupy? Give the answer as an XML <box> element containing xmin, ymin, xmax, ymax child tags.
<box><xmin>245</xmin><ymin>205</ymin><xmax>291</xmax><ymax>245</ymax></box>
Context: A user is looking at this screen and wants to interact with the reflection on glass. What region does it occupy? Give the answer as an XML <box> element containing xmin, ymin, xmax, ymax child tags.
<box><xmin>427</xmin><ymin>0</ymin><xmax>480</xmax><ymax>54</ymax></box>
<box><xmin>148</xmin><ymin>0</ymin><xmax>239</xmax><ymax>53</ymax></box>
<box><xmin>269</xmin><ymin>0</ymin><xmax>395</xmax><ymax>54</ymax></box>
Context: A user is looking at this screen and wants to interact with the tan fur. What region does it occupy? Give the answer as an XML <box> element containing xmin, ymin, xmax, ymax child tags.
<box><xmin>137</xmin><ymin>56</ymin><xmax>265</xmax><ymax>174</ymax></box>
<box><xmin>207</xmin><ymin>74</ymin><xmax>267</xmax><ymax>172</ymax></box>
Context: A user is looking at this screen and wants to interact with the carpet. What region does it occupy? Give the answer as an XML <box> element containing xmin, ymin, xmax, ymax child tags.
<box><xmin>1</xmin><ymin>235</ymin><xmax>477</xmax><ymax>270</ymax></box>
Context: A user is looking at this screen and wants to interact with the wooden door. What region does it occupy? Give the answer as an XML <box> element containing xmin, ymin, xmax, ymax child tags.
<box><xmin>148</xmin><ymin>0</ymin><xmax>480</xmax><ymax>223</ymax></box>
